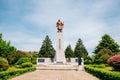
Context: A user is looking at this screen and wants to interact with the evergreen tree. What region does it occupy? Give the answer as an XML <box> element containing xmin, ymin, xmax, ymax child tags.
<box><xmin>74</xmin><ymin>38</ymin><xmax>88</xmax><ymax>58</ymax></box>
<box><xmin>65</xmin><ymin>44</ymin><xmax>74</xmax><ymax>58</ymax></box>
<box><xmin>39</xmin><ymin>35</ymin><xmax>55</xmax><ymax>58</ymax></box>
<box><xmin>94</xmin><ymin>34</ymin><xmax>120</xmax><ymax>54</ymax></box>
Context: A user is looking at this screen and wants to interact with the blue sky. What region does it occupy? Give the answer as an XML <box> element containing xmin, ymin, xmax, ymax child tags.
<box><xmin>0</xmin><ymin>0</ymin><xmax>120</xmax><ymax>55</ymax></box>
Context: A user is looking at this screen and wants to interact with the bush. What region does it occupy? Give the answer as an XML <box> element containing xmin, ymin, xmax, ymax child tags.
<box><xmin>107</xmin><ymin>54</ymin><xmax>120</xmax><ymax>71</ymax></box>
<box><xmin>100</xmin><ymin>54</ymin><xmax>111</xmax><ymax>63</ymax></box>
<box><xmin>84</xmin><ymin>59</ymin><xmax>92</xmax><ymax>64</ymax></box>
<box><xmin>0</xmin><ymin>57</ymin><xmax>9</xmax><ymax>71</ymax></box>
<box><xmin>93</xmin><ymin>59</ymin><xmax>104</xmax><ymax>64</ymax></box>
<box><xmin>15</xmin><ymin>65</ymin><xmax>22</xmax><ymax>68</ymax></box>
<box><xmin>96</xmin><ymin>48</ymin><xmax>113</xmax><ymax>58</ymax></box>
<box><xmin>31</xmin><ymin>58</ymin><xmax>37</xmax><ymax>64</ymax></box>
<box><xmin>21</xmin><ymin>62</ymin><xmax>33</xmax><ymax>68</ymax></box>
<box><xmin>0</xmin><ymin>67</ymin><xmax>36</xmax><ymax>80</ymax></box>
<box><xmin>85</xmin><ymin>65</ymin><xmax>120</xmax><ymax>80</ymax></box>
<box><xmin>15</xmin><ymin>57</ymin><xmax>31</xmax><ymax>65</ymax></box>
<box><xmin>7</xmin><ymin>50</ymin><xmax>32</xmax><ymax>65</ymax></box>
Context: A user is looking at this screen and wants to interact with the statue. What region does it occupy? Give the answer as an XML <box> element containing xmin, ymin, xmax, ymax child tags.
<box><xmin>56</xmin><ymin>19</ymin><xmax>64</xmax><ymax>32</ymax></box>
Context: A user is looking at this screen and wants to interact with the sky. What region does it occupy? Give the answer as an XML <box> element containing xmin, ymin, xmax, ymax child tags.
<box><xmin>0</xmin><ymin>0</ymin><xmax>120</xmax><ymax>55</ymax></box>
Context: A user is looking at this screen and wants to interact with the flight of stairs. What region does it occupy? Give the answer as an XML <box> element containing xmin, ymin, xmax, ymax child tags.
<box><xmin>36</xmin><ymin>64</ymin><xmax>78</xmax><ymax>70</ymax></box>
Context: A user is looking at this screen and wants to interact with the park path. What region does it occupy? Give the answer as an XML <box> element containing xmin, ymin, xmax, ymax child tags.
<box><xmin>10</xmin><ymin>70</ymin><xmax>99</xmax><ymax>80</ymax></box>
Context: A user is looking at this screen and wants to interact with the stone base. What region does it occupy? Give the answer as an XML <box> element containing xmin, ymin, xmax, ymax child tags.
<box><xmin>37</xmin><ymin>58</ymin><xmax>80</xmax><ymax>65</ymax></box>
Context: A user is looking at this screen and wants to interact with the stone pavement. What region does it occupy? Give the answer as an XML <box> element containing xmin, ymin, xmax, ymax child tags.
<box><xmin>10</xmin><ymin>70</ymin><xmax>99</xmax><ymax>80</ymax></box>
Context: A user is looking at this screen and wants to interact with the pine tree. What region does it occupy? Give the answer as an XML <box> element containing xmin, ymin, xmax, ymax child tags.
<box><xmin>39</xmin><ymin>35</ymin><xmax>55</xmax><ymax>58</ymax></box>
<box><xmin>94</xmin><ymin>34</ymin><xmax>120</xmax><ymax>54</ymax></box>
<box><xmin>74</xmin><ymin>38</ymin><xmax>88</xmax><ymax>58</ymax></box>
<box><xmin>65</xmin><ymin>44</ymin><xmax>74</xmax><ymax>58</ymax></box>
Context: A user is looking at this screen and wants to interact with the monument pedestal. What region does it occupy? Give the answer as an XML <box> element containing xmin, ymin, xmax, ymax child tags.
<box><xmin>55</xmin><ymin>32</ymin><xmax>66</xmax><ymax>64</ymax></box>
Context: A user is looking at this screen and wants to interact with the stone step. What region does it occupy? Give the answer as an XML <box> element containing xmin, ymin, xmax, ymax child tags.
<box><xmin>36</xmin><ymin>65</ymin><xmax>78</xmax><ymax>70</ymax></box>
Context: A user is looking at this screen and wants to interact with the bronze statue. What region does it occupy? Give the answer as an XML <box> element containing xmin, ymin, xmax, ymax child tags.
<box><xmin>56</xmin><ymin>19</ymin><xmax>64</xmax><ymax>32</ymax></box>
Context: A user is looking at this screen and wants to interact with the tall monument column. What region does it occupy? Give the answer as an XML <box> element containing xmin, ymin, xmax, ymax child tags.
<box><xmin>56</xmin><ymin>19</ymin><xmax>66</xmax><ymax>63</ymax></box>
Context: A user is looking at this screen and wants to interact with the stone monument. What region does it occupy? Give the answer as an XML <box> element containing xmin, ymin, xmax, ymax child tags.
<box><xmin>37</xmin><ymin>20</ymin><xmax>84</xmax><ymax>71</ymax></box>
<box><xmin>55</xmin><ymin>19</ymin><xmax>66</xmax><ymax>63</ymax></box>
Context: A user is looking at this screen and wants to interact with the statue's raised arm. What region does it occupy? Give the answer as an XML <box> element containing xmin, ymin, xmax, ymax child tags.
<box><xmin>56</xmin><ymin>19</ymin><xmax>64</xmax><ymax>32</ymax></box>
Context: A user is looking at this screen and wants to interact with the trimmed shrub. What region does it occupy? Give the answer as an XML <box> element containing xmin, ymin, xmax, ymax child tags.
<box><xmin>21</xmin><ymin>62</ymin><xmax>33</xmax><ymax>68</ymax></box>
<box><xmin>91</xmin><ymin>64</ymin><xmax>105</xmax><ymax>68</ymax></box>
<box><xmin>93</xmin><ymin>59</ymin><xmax>104</xmax><ymax>64</ymax></box>
<box><xmin>15</xmin><ymin>65</ymin><xmax>22</xmax><ymax>68</ymax></box>
<box><xmin>0</xmin><ymin>67</ymin><xmax>36</xmax><ymax>80</ymax></box>
<box><xmin>85</xmin><ymin>65</ymin><xmax>120</xmax><ymax>80</ymax></box>
<box><xmin>15</xmin><ymin>57</ymin><xmax>31</xmax><ymax>65</ymax></box>
<box><xmin>0</xmin><ymin>57</ymin><xmax>9</xmax><ymax>71</ymax></box>
<box><xmin>84</xmin><ymin>59</ymin><xmax>92</xmax><ymax>64</ymax></box>
<box><xmin>107</xmin><ymin>54</ymin><xmax>120</xmax><ymax>71</ymax></box>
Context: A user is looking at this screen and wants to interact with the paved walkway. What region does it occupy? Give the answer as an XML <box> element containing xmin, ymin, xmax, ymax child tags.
<box><xmin>10</xmin><ymin>70</ymin><xmax>99</xmax><ymax>80</ymax></box>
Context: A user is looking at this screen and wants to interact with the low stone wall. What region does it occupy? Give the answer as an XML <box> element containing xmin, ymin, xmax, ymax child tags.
<box><xmin>37</xmin><ymin>58</ymin><xmax>54</xmax><ymax>65</ymax></box>
<box><xmin>37</xmin><ymin>58</ymin><xmax>84</xmax><ymax>66</ymax></box>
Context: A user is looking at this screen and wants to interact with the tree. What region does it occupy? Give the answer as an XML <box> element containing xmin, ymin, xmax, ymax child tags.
<box><xmin>96</xmin><ymin>48</ymin><xmax>113</xmax><ymax>58</ymax></box>
<box><xmin>7</xmin><ymin>50</ymin><xmax>32</xmax><ymax>64</ymax></box>
<box><xmin>39</xmin><ymin>35</ymin><xmax>55</xmax><ymax>58</ymax></box>
<box><xmin>96</xmin><ymin>48</ymin><xmax>114</xmax><ymax>63</ymax></box>
<box><xmin>0</xmin><ymin>33</ymin><xmax>16</xmax><ymax>58</ymax></box>
<box><xmin>94</xmin><ymin>34</ymin><xmax>120</xmax><ymax>54</ymax></box>
<box><xmin>74</xmin><ymin>38</ymin><xmax>88</xmax><ymax>58</ymax></box>
<box><xmin>65</xmin><ymin>44</ymin><xmax>74</xmax><ymax>58</ymax></box>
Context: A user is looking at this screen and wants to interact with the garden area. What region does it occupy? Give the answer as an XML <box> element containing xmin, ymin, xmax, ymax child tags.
<box><xmin>84</xmin><ymin>34</ymin><xmax>120</xmax><ymax>80</ymax></box>
<box><xmin>84</xmin><ymin>54</ymin><xmax>120</xmax><ymax>80</ymax></box>
<box><xmin>0</xmin><ymin>33</ymin><xmax>120</xmax><ymax>80</ymax></box>
<box><xmin>0</xmin><ymin>57</ymin><xmax>36</xmax><ymax>80</ymax></box>
<box><xmin>85</xmin><ymin>63</ymin><xmax>120</xmax><ymax>80</ymax></box>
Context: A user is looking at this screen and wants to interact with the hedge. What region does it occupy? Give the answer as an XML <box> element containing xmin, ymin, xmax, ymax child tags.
<box><xmin>15</xmin><ymin>57</ymin><xmax>31</xmax><ymax>65</ymax></box>
<box><xmin>0</xmin><ymin>67</ymin><xmax>36</xmax><ymax>80</ymax></box>
<box><xmin>90</xmin><ymin>64</ymin><xmax>105</xmax><ymax>68</ymax></box>
<box><xmin>85</xmin><ymin>65</ymin><xmax>120</xmax><ymax>80</ymax></box>
<box><xmin>21</xmin><ymin>62</ymin><xmax>33</xmax><ymax>68</ymax></box>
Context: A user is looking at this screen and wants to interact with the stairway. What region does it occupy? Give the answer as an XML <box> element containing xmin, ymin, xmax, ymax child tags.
<box><xmin>36</xmin><ymin>64</ymin><xmax>78</xmax><ymax>70</ymax></box>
